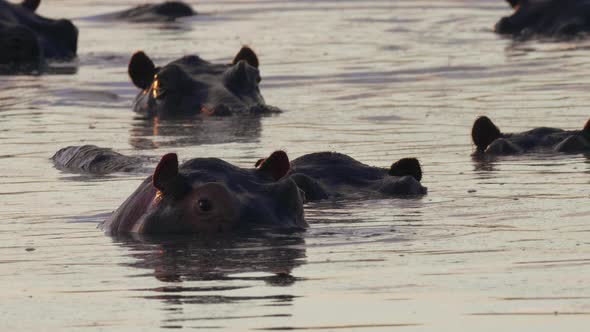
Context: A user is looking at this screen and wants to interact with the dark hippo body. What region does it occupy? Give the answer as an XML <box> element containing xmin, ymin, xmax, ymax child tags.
<box><xmin>101</xmin><ymin>151</ymin><xmax>306</xmax><ymax>235</ymax></box>
<box><xmin>495</xmin><ymin>0</ymin><xmax>590</xmax><ymax>38</ymax></box>
<box><xmin>94</xmin><ymin>1</ymin><xmax>195</xmax><ymax>22</ymax></box>
<box><xmin>472</xmin><ymin>116</ymin><xmax>590</xmax><ymax>155</ymax></box>
<box><xmin>257</xmin><ymin>152</ymin><xmax>427</xmax><ymax>201</ymax></box>
<box><xmin>128</xmin><ymin>46</ymin><xmax>280</xmax><ymax>118</ymax></box>
<box><xmin>0</xmin><ymin>0</ymin><xmax>77</xmax><ymax>70</ymax></box>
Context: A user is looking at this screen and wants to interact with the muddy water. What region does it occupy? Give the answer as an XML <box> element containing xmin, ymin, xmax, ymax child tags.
<box><xmin>1</xmin><ymin>0</ymin><xmax>590</xmax><ymax>330</ymax></box>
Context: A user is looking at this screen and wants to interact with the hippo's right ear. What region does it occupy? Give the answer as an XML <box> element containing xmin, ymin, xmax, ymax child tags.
<box><xmin>256</xmin><ymin>151</ymin><xmax>290</xmax><ymax>181</ymax></box>
<box><xmin>232</xmin><ymin>46</ymin><xmax>259</xmax><ymax>69</ymax></box>
<box><xmin>472</xmin><ymin>116</ymin><xmax>502</xmax><ymax>152</ymax></box>
<box><xmin>21</xmin><ymin>0</ymin><xmax>40</xmax><ymax>11</ymax></box>
<box><xmin>129</xmin><ymin>51</ymin><xmax>156</xmax><ymax>90</ymax></box>
<box><xmin>389</xmin><ymin>158</ymin><xmax>422</xmax><ymax>181</ymax></box>
<box><xmin>153</xmin><ymin>153</ymin><xmax>179</xmax><ymax>192</ymax></box>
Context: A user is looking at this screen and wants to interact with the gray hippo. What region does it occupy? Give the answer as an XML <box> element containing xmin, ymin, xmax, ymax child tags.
<box><xmin>101</xmin><ymin>151</ymin><xmax>306</xmax><ymax>235</ymax></box>
<box><xmin>52</xmin><ymin>145</ymin><xmax>154</xmax><ymax>174</ymax></box>
<box><xmin>0</xmin><ymin>0</ymin><xmax>77</xmax><ymax>70</ymax></box>
<box><xmin>256</xmin><ymin>152</ymin><xmax>427</xmax><ymax>201</ymax></box>
<box><xmin>495</xmin><ymin>0</ymin><xmax>590</xmax><ymax>38</ymax></box>
<box><xmin>93</xmin><ymin>1</ymin><xmax>195</xmax><ymax>22</ymax></box>
<box><xmin>128</xmin><ymin>46</ymin><xmax>280</xmax><ymax>118</ymax></box>
<box><xmin>472</xmin><ymin>116</ymin><xmax>590</xmax><ymax>154</ymax></box>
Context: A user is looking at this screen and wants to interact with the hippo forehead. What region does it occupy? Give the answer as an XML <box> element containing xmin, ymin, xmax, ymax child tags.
<box><xmin>179</xmin><ymin>158</ymin><xmax>286</xmax><ymax>193</ymax></box>
<box><xmin>158</xmin><ymin>55</ymin><xmax>259</xmax><ymax>86</ymax></box>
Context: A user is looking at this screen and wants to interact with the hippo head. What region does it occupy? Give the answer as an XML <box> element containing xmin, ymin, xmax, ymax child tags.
<box><xmin>472</xmin><ymin>116</ymin><xmax>503</xmax><ymax>152</ymax></box>
<box><xmin>128</xmin><ymin>46</ymin><xmax>276</xmax><ymax>118</ymax></box>
<box><xmin>379</xmin><ymin>157</ymin><xmax>426</xmax><ymax>195</ymax></box>
<box><xmin>0</xmin><ymin>0</ymin><xmax>78</xmax><ymax>67</ymax></box>
<box><xmin>104</xmin><ymin>151</ymin><xmax>306</xmax><ymax>235</ymax></box>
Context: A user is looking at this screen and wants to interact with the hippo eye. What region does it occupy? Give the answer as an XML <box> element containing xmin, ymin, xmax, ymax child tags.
<box><xmin>198</xmin><ymin>199</ymin><xmax>213</xmax><ymax>212</ymax></box>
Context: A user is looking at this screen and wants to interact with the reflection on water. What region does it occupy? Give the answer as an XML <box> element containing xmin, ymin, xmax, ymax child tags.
<box><xmin>129</xmin><ymin>115</ymin><xmax>264</xmax><ymax>149</ymax></box>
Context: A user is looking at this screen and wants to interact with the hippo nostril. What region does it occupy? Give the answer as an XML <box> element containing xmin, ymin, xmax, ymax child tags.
<box><xmin>198</xmin><ymin>199</ymin><xmax>213</xmax><ymax>212</ymax></box>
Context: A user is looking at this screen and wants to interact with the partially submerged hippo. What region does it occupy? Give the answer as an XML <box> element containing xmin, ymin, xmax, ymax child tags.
<box><xmin>52</xmin><ymin>145</ymin><xmax>153</xmax><ymax>174</ymax></box>
<box><xmin>257</xmin><ymin>152</ymin><xmax>427</xmax><ymax>201</ymax></box>
<box><xmin>0</xmin><ymin>0</ymin><xmax>77</xmax><ymax>70</ymax></box>
<box><xmin>94</xmin><ymin>1</ymin><xmax>195</xmax><ymax>22</ymax></box>
<box><xmin>495</xmin><ymin>0</ymin><xmax>590</xmax><ymax>38</ymax></box>
<box><xmin>101</xmin><ymin>151</ymin><xmax>306</xmax><ymax>235</ymax></box>
<box><xmin>472</xmin><ymin>116</ymin><xmax>590</xmax><ymax>154</ymax></box>
<box><xmin>128</xmin><ymin>46</ymin><xmax>280</xmax><ymax>118</ymax></box>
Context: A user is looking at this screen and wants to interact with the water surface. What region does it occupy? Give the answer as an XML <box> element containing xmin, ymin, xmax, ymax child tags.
<box><xmin>1</xmin><ymin>0</ymin><xmax>590</xmax><ymax>331</ymax></box>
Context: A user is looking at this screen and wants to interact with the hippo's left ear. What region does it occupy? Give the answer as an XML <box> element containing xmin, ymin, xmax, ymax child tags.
<box><xmin>583</xmin><ymin>118</ymin><xmax>590</xmax><ymax>136</ymax></box>
<box><xmin>256</xmin><ymin>151</ymin><xmax>290</xmax><ymax>181</ymax></box>
<box><xmin>129</xmin><ymin>51</ymin><xmax>156</xmax><ymax>90</ymax></box>
<box><xmin>153</xmin><ymin>153</ymin><xmax>179</xmax><ymax>193</ymax></box>
<box><xmin>232</xmin><ymin>46</ymin><xmax>259</xmax><ymax>69</ymax></box>
<box><xmin>389</xmin><ymin>158</ymin><xmax>422</xmax><ymax>182</ymax></box>
<box><xmin>21</xmin><ymin>0</ymin><xmax>40</xmax><ymax>11</ymax></box>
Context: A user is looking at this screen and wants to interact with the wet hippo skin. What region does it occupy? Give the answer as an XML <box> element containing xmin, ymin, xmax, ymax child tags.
<box><xmin>128</xmin><ymin>46</ymin><xmax>280</xmax><ymax>118</ymax></box>
<box><xmin>101</xmin><ymin>151</ymin><xmax>306</xmax><ymax>235</ymax></box>
<box><xmin>495</xmin><ymin>0</ymin><xmax>590</xmax><ymax>38</ymax></box>
<box><xmin>94</xmin><ymin>1</ymin><xmax>195</xmax><ymax>22</ymax></box>
<box><xmin>0</xmin><ymin>0</ymin><xmax>78</xmax><ymax>69</ymax></box>
<box><xmin>472</xmin><ymin>116</ymin><xmax>590</xmax><ymax>154</ymax></box>
<box><xmin>257</xmin><ymin>152</ymin><xmax>427</xmax><ymax>201</ymax></box>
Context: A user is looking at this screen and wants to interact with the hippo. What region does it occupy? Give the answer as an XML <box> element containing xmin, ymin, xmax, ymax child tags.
<box><xmin>256</xmin><ymin>152</ymin><xmax>427</xmax><ymax>201</ymax></box>
<box><xmin>472</xmin><ymin>116</ymin><xmax>590</xmax><ymax>155</ymax></box>
<box><xmin>128</xmin><ymin>46</ymin><xmax>280</xmax><ymax>118</ymax></box>
<box><xmin>495</xmin><ymin>0</ymin><xmax>590</xmax><ymax>38</ymax></box>
<box><xmin>52</xmin><ymin>145</ymin><xmax>153</xmax><ymax>174</ymax></box>
<box><xmin>101</xmin><ymin>151</ymin><xmax>306</xmax><ymax>235</ymax></box>
<box><xmin>94</xmin><ymin>1</ymin><xmax>195</xmax><ymax>22</ymax></box>
<box><xmin>0</xmin><ymin>0</ymin><xmax>78</xmax><ymax>70</ymax></box>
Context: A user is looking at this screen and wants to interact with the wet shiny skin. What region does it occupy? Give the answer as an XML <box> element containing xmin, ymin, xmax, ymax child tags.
<box><xmin>2</xmin><ymin>0</ymin><xmax>590</xmax><ymax>331</ymax></box>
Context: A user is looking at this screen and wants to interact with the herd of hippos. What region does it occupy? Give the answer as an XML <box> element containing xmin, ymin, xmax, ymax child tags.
<box><xmin>3</xmin><ymin>0</ymin><xmax>590</xmax><ymax>235</ymax></box>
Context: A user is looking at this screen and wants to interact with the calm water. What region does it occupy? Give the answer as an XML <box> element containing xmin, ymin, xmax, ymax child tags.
<box><xmin>2</xmin><ymin>0</ymin><xmax>590</xmax><ymax>330</ymax></box>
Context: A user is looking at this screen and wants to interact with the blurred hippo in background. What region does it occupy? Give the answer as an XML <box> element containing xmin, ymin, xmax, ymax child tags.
<box><xmin>93</xmin><ymin>1</ymin><xmax>195</xmax><ymax>22</ymax></box>
<box><xmin>128</xmin><ymin>46</ymin><xmax>280</xmax><ymax>118</ymax></box>
<box><xmin>101</xmin><ymin>151</ymin><xmax>306</xmax><ymax>235</ymax></box>
<box><xmin>256</xmin><ymin>152</ymin><xmax>427</xmax><ymax>201</ymax></box>
<box><xmin>472</xmin><ymin>116</ymin><xmax>590</xmax><ymax>154</ymax></box>
<box><xmin>495</xmin><ymin>0</ymin><xmax>590</xmax><ymax>38</ymax></box>
<box><xmin>0</xmin><ymin>0</ymin><xmax>78</xmax><ymax>70</ymax></box>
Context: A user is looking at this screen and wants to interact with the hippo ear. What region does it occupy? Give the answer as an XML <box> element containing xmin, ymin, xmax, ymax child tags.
<box><xmin>153</xmin><ymin>153</ymin><xmax>179</xmax><ymax>192</ymax></box>
<box><xmin>129</xmin><ymin>51</ymin><xmax>156</xmax><ymax>90</ymax></box>
<box><xmin>506</xmin><ymin>0</ymin><xmax>520</xmax><ymax>8</ymax></box>
<box><xmin>21</xmin><ymin>0</ymin><xmax>40</xmax><ymax>11</ymax></box>
<box><xmin>389</xmin><ymin>158</ymin><xmax>422</xmax><ymax>182</ymax></box>
<box><xmin>583</xmin><ymin>118</ymin><xmax>590</xmax><ymax>135</ymax></box>
<box><xmin>256</xmin><ymin>151</ymin><xmax>290</xmax><ymax>181</ymax></box>
<box><xmin>232</xmin><ymin>46</ymin><xmax>259</xmax><ymax>69</ymax></box>
<box><xmin>472</xmin><ymin>116</ymin><xmax>502</xmax><ymax>152</ymax></box>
